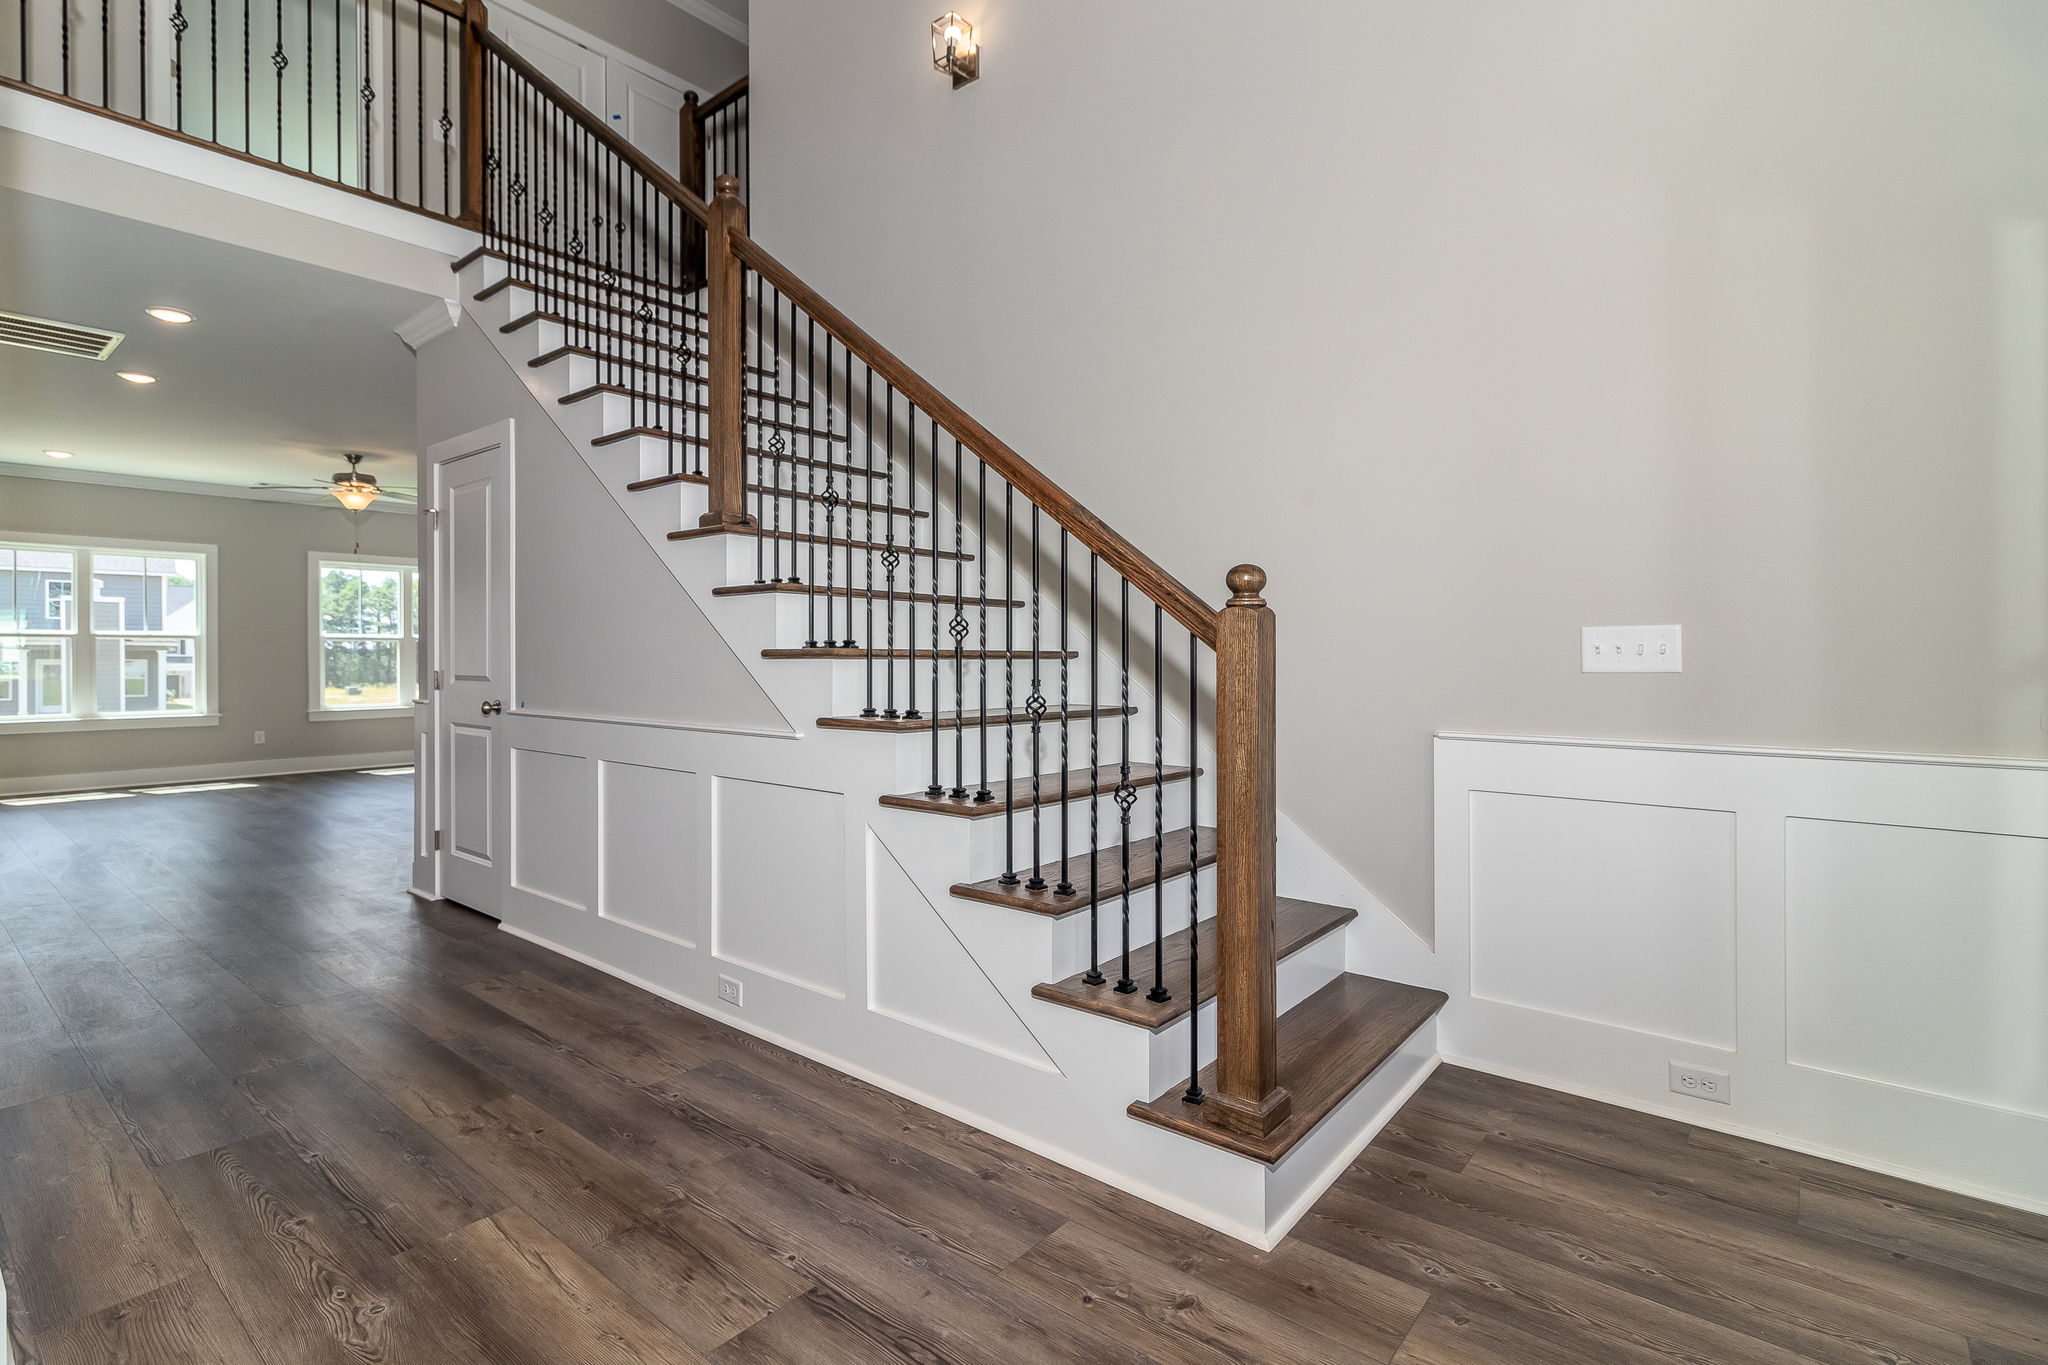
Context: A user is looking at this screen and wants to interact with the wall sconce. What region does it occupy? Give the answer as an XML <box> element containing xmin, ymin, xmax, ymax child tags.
<box><xmin>931</xmin><ymin>12</ymin><xmax>979</xmax><ymax>88</ymax></box>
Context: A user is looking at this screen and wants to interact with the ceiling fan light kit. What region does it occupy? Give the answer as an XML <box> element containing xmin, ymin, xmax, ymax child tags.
<box><xmin>329</xmin><ymin>452</ymin><xmax>382</xmax><ymax>511</ymax></box>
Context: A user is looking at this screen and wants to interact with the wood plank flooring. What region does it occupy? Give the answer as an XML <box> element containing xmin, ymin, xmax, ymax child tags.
<box><xmin>2</xmin><ymin>772</ymin><xmax>2044</xmax><ymax>1363</ymax></box>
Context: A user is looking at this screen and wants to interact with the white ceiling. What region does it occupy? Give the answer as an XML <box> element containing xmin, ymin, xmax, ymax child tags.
<box><xmin>0</xmin><ymin>186</ymin><xmax>434</xmax><ymax>505</ymax></box>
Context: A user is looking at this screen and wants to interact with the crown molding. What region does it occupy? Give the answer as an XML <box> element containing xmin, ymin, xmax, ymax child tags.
<box><xmin>395</xmin><ymin>297</ymin><xmax>462</xmax><ymax>352</ymax></box>
<box><xmin>657</xmin><ymin>0</ymin><xmax>747</xmax><ymax>46</ymax></box>
<box><xmin>0</xmin><ymin>460</ymin><xmax>416</xmax><ymax>514</ymax></box>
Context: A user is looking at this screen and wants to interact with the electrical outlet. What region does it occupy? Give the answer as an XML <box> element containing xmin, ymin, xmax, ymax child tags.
<box><xmin>1669</xmin><ymin>1060</ymin><xmax>1730</xmax><ymax>1104</ymax></box>
<box><xmin>1584</xmin><ymin>625</ymin><xmax>1682</xmax><ymax>673</ymax></box>
<box><xmin>253</xmin><ymin>730</ymin><xmax>266</xmax><ymax>744</ymax></box>
<box><xmin>716</xmin><ymin>974</ymin><xmax>743</xmax><ymax>1007</ymax></box>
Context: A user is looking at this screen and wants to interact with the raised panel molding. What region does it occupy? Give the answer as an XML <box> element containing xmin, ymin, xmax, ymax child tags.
<box><xmin>866</xmin><ymin>830</ymin><xmax>1055</xmax><ymax>1072</ymax></box>
<box><xmin>597</xmin><ymin>759</ymin><xmax>701</xmax><ymax>947</ymax></box>
<box><xmin>1437</xmin><ymin>735</ymin><xmax>2048</xmax><ymax>1216</ymax></box>
<box><xmin>712</xmin><ymin>776</ymin><xmax>846</xmax><ymax>998</ymax></box>
<box><xmin>1786</xmin><ymin>817</ymin><xmax>2048</xmax><ymax>1119</ymax></box>
<box><xmin>511</xmin><ymin>747</ymin><xmax>593</xmax><ymax>910</ymax></box>
<box><xmin>1469</xmin><ymin>792</ymin><xmax>1737</xmax><ymax>1050</ymax></box>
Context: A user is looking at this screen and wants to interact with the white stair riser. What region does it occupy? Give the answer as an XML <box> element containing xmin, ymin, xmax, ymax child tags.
<box><xmin>1142</xmin><ymin>932</ymin><xmax>1347</xmax><ymax>1096</ymax></box>
<box><xmin>1045</xmin><ymin>863</ymin><xmax>1217</xmax><ymax>970</ymax></box>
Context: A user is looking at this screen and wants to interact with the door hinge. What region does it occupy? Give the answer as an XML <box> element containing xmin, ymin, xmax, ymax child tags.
<box><xmin>432</xmin><ymin>669</ymin><xmax>444</xmax><ymax>691</ymax></box>
<box><xmin>432</xmin><ymin>829</ymin><xmax>444</xmax><ymax>851</ymax></box>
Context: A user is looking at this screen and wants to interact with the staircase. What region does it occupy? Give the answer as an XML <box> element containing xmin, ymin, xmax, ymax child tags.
<box><xmin>441</xmin><ymin>31</ymin><xmax>1447</xmax><ymax>1238</ymax></box>
<box><xmin>2</xmin><ymin>0</ymin><xmax>1446</xmax><ymax>1240</ymax></box>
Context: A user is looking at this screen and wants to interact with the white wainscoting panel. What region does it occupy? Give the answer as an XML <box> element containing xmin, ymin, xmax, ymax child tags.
<box><xmin>1470</xmin><ymin>792</ymin><xmax>1736</xmax><ymax>1050</ymax></box>
<box><xmin>866</xmin><ymin>830</ymin><xmax>1056</xmax><ymax>1072</ymax></box>
<box><xmin>511</xmin><ymin>746</ymin><xmax>593</xmax><ymax>910</ymax></box>
<box><xmin>713</xmin><ymin>776</ymin><xmax>847</xmax><ymax>998</ymax></box>
<box><xmin>1438</xmin><ymin>735</ymin><xmax>2048</xmax><ymax>1216</ymax></box>
<box><xmin>1786</xmin><ymin>817</ymin><xmax>2048</xmax><ymax>1119</ymax></box>
<box><xmin>598</xmin><ymin>759</ymin><xmax>701</xmax><ymax>947</ymax></box>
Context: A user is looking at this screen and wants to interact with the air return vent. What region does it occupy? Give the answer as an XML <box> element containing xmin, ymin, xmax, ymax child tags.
<box><xmin>0</xmin><ymin>311</ymin><xmax>125</xmax><ymax>360</ymax></box>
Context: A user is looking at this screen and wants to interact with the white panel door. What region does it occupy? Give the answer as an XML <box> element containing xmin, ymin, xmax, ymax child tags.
<box><xmin>606</xmin><ymin>63</ymin><xmax>691</xmax><ymax>175</ymax></box>
<box><xmin>432</xmin><ymin>431</ymin><xmax>513</xmax><ymax>915</ymax></box>
<box><xmin>491</xmin><ymin>9</ymin><xmax>607</xmax><ymax>114</ymax></box>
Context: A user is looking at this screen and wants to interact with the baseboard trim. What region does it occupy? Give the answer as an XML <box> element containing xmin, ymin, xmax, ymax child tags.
<box><xmin>496</xmin><ymin>921</ymin><xmax>1279</xmax><ymax>1248</ymax></box>
<box><xmin>1439</xmin><ymin>1052</ymin><xmax>2048</xmax><ymax>1220</ymax></box>
<box><xmin>0</xmin><ymin>750</ymin><xmax>414</xmax><ymax>799</ymax></box>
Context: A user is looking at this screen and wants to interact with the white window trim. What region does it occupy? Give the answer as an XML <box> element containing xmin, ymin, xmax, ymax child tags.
<box><xmin>0</xmin><ymin>530</ymin><xmax>218</xmax><ymax>733</ymax></box>
<box><xmin>309</xmin><ymin>551</ymin><xmax>419</xmax><ymax>721</ymax></box>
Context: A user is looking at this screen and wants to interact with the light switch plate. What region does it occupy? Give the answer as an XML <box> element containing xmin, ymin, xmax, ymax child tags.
<box><xmin>1583</xmin><ymin>625</ymin><xmax>1682</xmax><ymax>673</ymax></box>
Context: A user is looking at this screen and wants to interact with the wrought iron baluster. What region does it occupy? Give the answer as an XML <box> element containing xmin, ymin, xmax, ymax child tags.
<box><xmin>1056</xmin><ymin>528</ymin><xmax>1073</xmax><ymax>896</ymax></box>
<box><xmin>973</xmin><ymin>458</ymin><xmax>991</xmax><ymax>800</ymax></box>
<box><xmin>948</xmin><ymin>436</ymin><xmax>967</xmax><ymax>798</ymax></box>
<box><xmin>803</xmin><ymin>317</ymin><xmax>818</xmax><ymax>644</ymax></box>
<box><xmin>1184</xmin><ymin>630</ymin><xmax>1203</xmax><ymax>1103</ymax></box>
<box><xmin>1084</xmin><ymin>553</ymin><xmax>1103</xmax><ymax>986</ymax></box>
<box><xmin>1149</xmin><ymin>602</ymin><xmax>1169</xmax><ymax>1003</ymax></box>
<box><xmin>1115</xmin><ymin>575</ymin><xmax>1135</xmax><ymax>993</ymax></box>
<box><xmin>1024</xmin><ymin>505</ymin><xmax>1045</xmax><ymax>889</ymax></box>
<box><xmin>880</xmin><ymin>382</ymin><xmax>899</xmax><ymax>717</ymax></box>
<box><xmin>998</xmin><ymin>482</ymin><xmax>1017</xmax><ymax>883</ymax></box>
<box><xmin>925</xmin><ymin>414</ymin><xmax>942</xmax><ymax>797</ymax></box>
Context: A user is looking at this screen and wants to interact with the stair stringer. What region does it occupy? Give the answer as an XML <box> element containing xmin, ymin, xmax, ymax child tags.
<box><xmin>444</xmin><ymin>252</ymin><xmax>1431</xmax><ymax>1247</ymax></box>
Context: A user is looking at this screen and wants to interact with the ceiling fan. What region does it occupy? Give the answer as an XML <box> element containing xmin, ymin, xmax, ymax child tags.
<box><xmin>251</xmin><ymin>452</ymin><xmax>417</xmax><ymax>511</ymax></box>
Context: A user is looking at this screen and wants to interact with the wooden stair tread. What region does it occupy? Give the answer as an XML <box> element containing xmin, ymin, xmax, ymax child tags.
<box><xmin>881</xmin><ymin>764</ymin><xmax>1195</xmax><ymax>819</ymax></box>
<box><xmin>713</xmin><ymin>583</ymin><xmax>1022</xmax><ymax>608</ymax></box>
<box><xmin>532</xmin><ymin>344</ymin><xmax>786</xmax><ymax>389</ymax></box>
<box><xmin>818</xmin><ymin>704</ymin><xmax>1132</xmax><ymax>734</ymax></box>
<box><xmin>532</xmin><ymin>345</ymin><xmax>797</xmax><ymax>400</ymax></box>
<box><xmin>503</xmin><ymin>309</ymin><xmax>710</xmax><ymax>349</ymax></box>
<box><xmin>667</xmin><ymin>524</ymin><xmax>970</xmax><ymax>560</ymax></box>
<box><xmin>561</xmin><ymin>385</ymin><xmax>847</xmax><ymax>442</ymax></box>
<box><xmin>479</xmin><ymin>273</ymin><xmax>708</xmax><ymax>324</ymax></box>
<box><xmin>1032</xmin><ymin>897</ymin><xmax>1354</xmax><ymax>1030</ymax></box>
<box><xmin>764</xmin><ymin>647</ymin><xmax>1076</xmax><ymax>661</ymax></box>
<box><xmin>952</xmin><ymin>827</ymin><xmax>1218</xmax><ymax>918</ymax></box>
<box><xmin>625</xmin><ymin>470</ymin><xmax>924</xmax><ymax>518</ymax></box>
<box><xmin>455</xmin><ymin>243</ymin><xmax>700</xmax><ymax>302</ymax></box>
<box><xmin>1127</xmin><ymin>973</ymin><xmax>1447</xmax><ymax>1164</ymax></box>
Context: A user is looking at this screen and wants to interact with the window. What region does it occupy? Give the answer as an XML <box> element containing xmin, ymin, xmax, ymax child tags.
<box><xmin>0</xmin><ymin>537</ymin><xmax>213</xmax><ymax>729</ymax></box>
<box><xmin>312</xmin><ymin>556</ymin><xmax>418</xmax><ymax>716</ymax></box>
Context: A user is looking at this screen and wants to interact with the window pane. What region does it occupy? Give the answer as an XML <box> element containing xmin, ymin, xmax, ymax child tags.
<box><xmin>0</xmin><ymin>637</ymin><xmax>71</xmax><ymax>717</ymax></box>
<box><xmin>95</xmin><ymin>637</ymin><xmax>198</xmax><ymax>713</ymax></box>
<box><xmin>321</xmin><ymin>639</ymin><xmax>400</xmax><ymax>708</ymax></box>
<box><xmin>320</xmin><ymin>566</ymin><xmax>403</xmax><ymax>638</ymax></box>
<box><xmin>0</xmin><ymin>548</ymin><xmax>77</xmax><ymax>633</ymax></box>
<box><xmin>92</xmin><ymin>554</ymin><xmax>199</xmax><ymax>634</ymax></box>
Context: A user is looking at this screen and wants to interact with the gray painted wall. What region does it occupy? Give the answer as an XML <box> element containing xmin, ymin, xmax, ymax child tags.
<box><xmin>415</xmin><ymin>317</ymin><xmax>786</xmax><ymax>732</ymax></box>
<box><xmin>749</xmin><ymin>0</ymin><xmax>2048</xmax><ymax>934</ymax></box>
<box><xmin>0</xmin><ymin>475</ymin><xmax>417</xmax><ymax>782</ymax></box>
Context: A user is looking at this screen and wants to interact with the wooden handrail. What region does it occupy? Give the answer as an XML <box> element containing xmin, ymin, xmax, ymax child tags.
<box><xmin>698</xmin><ymin>75</ymin><xmax>749</xmax><ymax>119</ymax></box>
<box><xmin>725</xmin><ymin>228</ymin><xmax>1221</xmax><ymax>645</ymax></box>
<box><xmin>475</xmin><ymin>29</ymin><xmax>711</xmax><ymax>225</ymax></box>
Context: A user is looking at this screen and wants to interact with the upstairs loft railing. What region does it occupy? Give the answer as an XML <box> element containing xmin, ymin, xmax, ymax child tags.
<box><xmin>679</xmin><ymin>73</ymin><xmax>743</xmax><ymax>203</ymax></box>
<box><xmin>1</xmin><ymin>0</ymin><xmax>480</xmax><ymax>221</ymax></box>
<box><xmin>6</xmin><ymin>3</ymin><xmax>1296</xmax><ymax>1142</ymax></box>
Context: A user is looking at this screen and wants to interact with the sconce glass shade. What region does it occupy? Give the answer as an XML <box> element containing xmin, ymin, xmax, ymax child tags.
<box><xmin>329</xmin><ymin>474</ymin><xmax>381</xmax><ymax>511</ymax></box>
<box><xmin>931</xmin><ymin>12</ymin><xmax>978</xmax><ymax>87</ymax></box>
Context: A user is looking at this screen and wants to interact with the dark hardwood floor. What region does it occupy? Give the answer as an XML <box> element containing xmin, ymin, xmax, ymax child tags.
<box><xmin>2</xmin><ymin>772</ymin><xmax>2044</xmax><ymax>1364</ymax></box>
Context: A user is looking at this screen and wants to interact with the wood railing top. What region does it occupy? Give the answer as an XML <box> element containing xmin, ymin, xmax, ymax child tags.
<box><xmin>696</xmin><ymin>75</ymin><xmax>749</xmax><ymax>119</ymax></box>
<box><xmin>477</xmin><ymin>28</ymin><xmax>711</xmax><ymax>226</ymax></box>
<box><xmin>728</xmin><ymin>224</ymin><xmax>1221</xmax><ymax>645</ymax></box>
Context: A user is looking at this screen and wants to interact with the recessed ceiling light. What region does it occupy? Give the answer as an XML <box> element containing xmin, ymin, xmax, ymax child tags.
<box><xmin>145</xmin><ymin>306</ymin><xmax>194</xmax><ymax>324</ymax></box>
<box><xmin>44</xmin><ymin>449</ymin><xmax>74</xmax><ymax>459</ymax></box>
<box><xmin>117</xmin><ymin>371</ymin><xmax>157</xmax><ymax>384</ymax></box>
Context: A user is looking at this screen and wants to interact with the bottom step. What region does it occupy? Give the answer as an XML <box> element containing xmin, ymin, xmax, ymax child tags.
<box><xmin>1126</xmin><ymin>972</ymin><xmax>1446</xmax><ymax>1164</ymax></box>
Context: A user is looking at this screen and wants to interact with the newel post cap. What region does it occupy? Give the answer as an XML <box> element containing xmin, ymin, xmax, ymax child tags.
<box><xmin>1225</xmin><ymin>564</ymin><xmax>1267</xmax><ymax>607</ymax></box>
<box><xmin>713</xmin><ymin>174</ymin><xmax>742</xmax><ymax>201</ymax></box>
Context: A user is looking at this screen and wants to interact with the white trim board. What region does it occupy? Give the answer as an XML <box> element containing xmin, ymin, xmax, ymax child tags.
<box><xmin>0</xmin><ymin>750</ymin><xmax>412</xmax><ymax>799</ymax></box>
<box><xmin>1435</xmin><ymin>733</ymin><xmax>2048</xmax><ymax>1216</ymax></box>
<box><xmin>649</xmin><ymin>0</ymin><xmax>746</xmax><ymax>46</ymax></box>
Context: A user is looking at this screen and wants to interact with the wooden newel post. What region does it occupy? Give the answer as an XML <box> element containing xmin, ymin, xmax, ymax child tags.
<box><xmin>678</xmin><ymin>92</ymin><xmax>705</xmax><ymax>199</ymax></box>
<box><xmin>701</xmin><ymin>174</ymin><xmax>750</xmax><ymax>528</ymax></box>
<box><xmin>459</xmin><ymin>0</ymin><xmax>489</xmax><ymax>229</ymax></box>
<box><xmin>1210</xmin><ymin>564</ymin><xmax>1291</xmax><ymax>1138</ymax></box>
